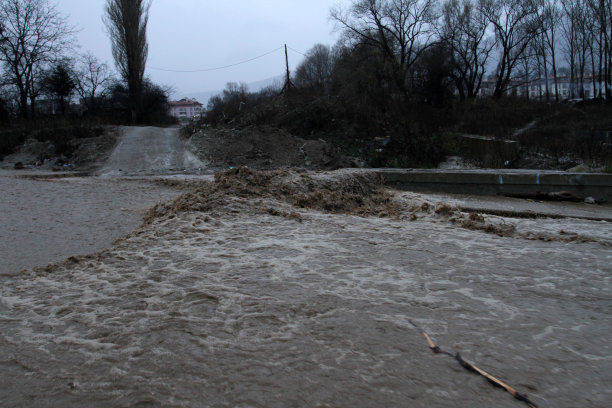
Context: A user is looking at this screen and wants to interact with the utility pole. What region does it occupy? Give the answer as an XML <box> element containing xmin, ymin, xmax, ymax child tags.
<box><xmin>282</xmin><ymin>44</ymin><xmax>294</xmax><ymax>93</ymax></box>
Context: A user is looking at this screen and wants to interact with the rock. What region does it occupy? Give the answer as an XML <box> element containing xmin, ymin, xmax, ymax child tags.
<box><xmin>584</xmin><ymin>196</ymin><xmax>597</xmax><ymax>204</ymax></box>
<box><xmin>14</xmin><ymin>162</ymin><xmax>24</xmax><ymax>170</ymax></box>
<box><xmin>567</xmin><ymin>164</ymin><xmax>590</xmax><ymax>173</ymax></box>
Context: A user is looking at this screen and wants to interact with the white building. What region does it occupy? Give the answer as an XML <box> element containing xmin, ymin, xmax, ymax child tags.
<box><xmin>478</xmin><ymin>75</ymin><xmax>608</xmax><ymax>101</ymax></box>
<box><xmin>168</xmin><ymin>98</ymin><xmax>203</xmax><ymax>120</ymax></box>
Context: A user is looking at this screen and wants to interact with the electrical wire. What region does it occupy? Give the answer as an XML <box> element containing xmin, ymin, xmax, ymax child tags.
<box><xmin>148</xmin><ymin>46</ymin><xmax>285</xmax><ymax>73</ymax></box>
<box><xmin>286</xmin><ymin>45</ymin><xmax>307</xmax><ymax>57</ymax></box>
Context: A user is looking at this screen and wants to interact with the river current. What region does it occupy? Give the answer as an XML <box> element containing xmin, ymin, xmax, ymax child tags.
<box><xmin>1</xmin><ymin>171</ymin><xmax>611</xmax><ymax>407</ymax></box>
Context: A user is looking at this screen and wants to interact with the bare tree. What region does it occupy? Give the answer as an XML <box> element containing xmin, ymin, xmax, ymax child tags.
<box><xmin>586</xmin><ymin>0</ymin><xmax>612</xmax><ymax>101</ymax></box>
<box><xmin>560</xmin><ymin>0</ymin><xmax>593</xmax><ymax>99</ymax></box>
<box><xmin>74</xmin><ymin>52</ymin><xmax>113</xmax><ymax>113</ymax></box>
<box><xmin>0</xmin><ymin>0</ymin><xmax>74</xmax><ymax>119</ymax></box>
<box><xmin>601</xmin><ymin>0</ymin><xmax>612</xmax><ymax>101</ymax></box>
<box><xmin>440</xmin><ymin>0</ymin><xmax>495</xmax><ymax>99</ymax></box>
<box><xmin>479</xmin><ymin>0</ymin><xmax>541</xmax><ymax>98</ymax></box>
<box><xmin>42</xmin><ymin>61</ymin><xmax>75</xmax><ymax>115</ymax></box>
<box><xmin>605</xmin><ymin>0</ymin><xmax>612</xmax><ymax>101</ymax></box>
<box><xmin>536</xmin><ymin>0</ymin><xmax>561</xmax><ymax>101</ymax></box>
<box><xmin>104</xmin><ymin>0</ymin><xmax>151</xmax><ymax>123</ymax></box>
<box><xmin>294</xmin><ymin>44</ymin><xmax>335</xmax><ymax>90</ymax></box>
<box><xmin>331</xmin><ymin>0</ymin><xmax>437</xmax><ymax>93</ymax></box>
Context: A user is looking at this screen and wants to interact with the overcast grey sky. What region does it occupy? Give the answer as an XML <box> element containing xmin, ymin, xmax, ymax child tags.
<box><xmin>56</xmin><ymin>0</ymin><xmax>341</xmax><ymax>98</ymax></box>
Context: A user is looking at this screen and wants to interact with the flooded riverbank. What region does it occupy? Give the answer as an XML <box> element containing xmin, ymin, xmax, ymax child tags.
<box><xmin>1</xmin><ymin>169</ymin><xmax>611</xmax><ymax>407</ymax></box>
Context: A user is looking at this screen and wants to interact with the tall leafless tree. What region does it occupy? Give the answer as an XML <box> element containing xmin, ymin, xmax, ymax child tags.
<box><xmin>479</xmin><ymin>0</ymin><xmax>540</xmax><ymax>98</ymax></box>
<box><xmin>535</xmin><ymin>0</ymin><xmax>561</xmax><ymax>101</ymax></box>
<box><xmin>74</xmin><ymin>52</ymin><xmax>113</xmax><ymax>113</ymax></box>
<box><xmin>104</xmin><ymin>0</ymin><xmax>151</xmax><ymax>123</ymax></box>
<box><xmin>560</xmin><ymin>0</ymin><xmax>593</xmax><ymax>98</ymax></box>
<box><xmin>331</xmin><ymin>0</ymin><xmax>437</xmax><ymax>93</ymax></box>
<box><xmin>294</xmin><ymin>44</ymin><xmax>335</xmax><ymax>90</ymax></box>
<box><xmin>586</xmin><ymin>0</ymin><xmax>612</xmax><ymax>101</ymax></box>
<box><xmin>0</xmin><ymin>0</ymin><xmax>74</xmax><ymax>119</ymax></box>
<box><xmin>440</xmin><ymin>0</ymin><xmax>495</xmax><ymax>99</ymax></box>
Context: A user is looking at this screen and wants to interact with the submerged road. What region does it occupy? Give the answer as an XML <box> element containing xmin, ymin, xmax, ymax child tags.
<box><xmin>98</xmin><ymin>126</ymin><xmax>204</xmax><ymax>177</ymax></box>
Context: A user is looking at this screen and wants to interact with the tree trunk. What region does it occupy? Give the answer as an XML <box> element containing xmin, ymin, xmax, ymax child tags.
<box><xmin>590</xmin><ymin>45</ymin><xmax>597</xmax><ymax>98</ymax></box>
<box><xmin>542</xmin><ymin>53</ymin><xmax>549</xmax><ymax>102</ymax></box>
<box><xmin>19</xmin><ymin>93</ymin><xmax>28</xmax><ymax>120</ymax></box>
<box><xmin>29</xmin><ymin>95</ymin><xmax>36</xmax><ymax>119</ymax></box>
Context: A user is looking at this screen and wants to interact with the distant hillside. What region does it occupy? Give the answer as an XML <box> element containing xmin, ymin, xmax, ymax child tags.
<box><xmin>181</xmin><ymin>75</ymin><xmax>284</xmax><ymax>106</ymax></box>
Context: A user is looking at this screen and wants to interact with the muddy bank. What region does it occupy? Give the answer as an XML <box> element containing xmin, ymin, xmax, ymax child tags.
<box><xmin>185</xmin><ymin>126</ymin><xmax>359</xmax><ymax>171</ymax></box>
<box><xmin>1</xmin><ymin>169</ymin><xmax>610</xmax><ymax>407</ymax></box>
<box><xmin>146</xmin><ymin>167</ymin><xmax>612</xmax><ymax>247</ymax></box>
<box><xmin>0</xmin><ymin>127</ymin><xmax>118</xmax><ymax>173</ymax></box>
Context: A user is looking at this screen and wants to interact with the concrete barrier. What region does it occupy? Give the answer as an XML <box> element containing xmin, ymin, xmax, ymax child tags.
<box><xmin>376</xmin><ymin>169</ymin><xmax>612</xmax><ymax>201</ymax></box>
<box><xmin>442</xmin><ymin>133</ymin><xmax>520</xmax><ymax>168</ymax></box>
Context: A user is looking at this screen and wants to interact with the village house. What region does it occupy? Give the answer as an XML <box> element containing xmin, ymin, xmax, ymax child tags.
<box><xmin>478</xmin><ymin>75</ymin><xmax>608</xmax><ymax>101</ymax></box>
<box><xmin>168</xmin><ymin>98</ymin><xmax>203</xmax><ymax>120</ymax></box>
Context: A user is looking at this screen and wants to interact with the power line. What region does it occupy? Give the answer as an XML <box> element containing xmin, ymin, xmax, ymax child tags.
<box><xmin>148</xmin><ymin>46</ymin><xmax>285</xmax><ymax>73</ymax></box>
<box><xmin>286</xmin><ymin>46</ymin><xmax>307</xmax><ymax>57</ymax></box>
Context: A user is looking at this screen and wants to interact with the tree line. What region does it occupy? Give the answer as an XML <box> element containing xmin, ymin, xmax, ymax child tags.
<box><xmin>0</xmin><ymin>0</ymin><xmax>166</xmax><ymax>124</ymax></box>
<box><xmin>202</xmin><ymin>0</ymin><xmax>611</xmax><ymax>168</ymax></box>
<box><xmin>292</xmin><ymin>0</ymin><xmax>612</xmax><ymax>103</ymax></box>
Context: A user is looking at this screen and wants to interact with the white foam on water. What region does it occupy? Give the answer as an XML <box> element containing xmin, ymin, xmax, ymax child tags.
<box><xmin>1</xmin><ymin>185</ymin><xmax>611</xmax><ymax>407</ymax></box>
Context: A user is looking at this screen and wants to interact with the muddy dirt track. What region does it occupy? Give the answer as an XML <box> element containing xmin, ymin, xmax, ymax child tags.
<box><xmin>1</xmin><ymin>129</ymin><xmax>611</xmax><ymax>407</ymax></box>
<box><xmin>98</xmin><ymin>126</ymin><xmax>205</xmax><ymax>176</ymax></box>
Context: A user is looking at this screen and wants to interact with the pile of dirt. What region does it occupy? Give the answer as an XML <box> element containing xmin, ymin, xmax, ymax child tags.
<box><xmin>143</xmin><ymin>167</ymin><xmax>399</xmax><ymax>223</ymax></box>
<box><xmin>0</xmin><ymin>128</ymin><xmax>117</xmax><ymax>172</ymax></box>
<box><xmin>69</xmin><ymin>130</ymin><xmax>118</xmax><ymax>172</ymax></box>
<box><xmin>403</xmin><ymin>197</ymin><xmax>611</xmax><ymax>244</ymax></box>
<box><xmin>186</xmin><ymin>125</ymin><xmax>359</xmax><ymax>171</ymax></box>
<box><xmin>0</xmin><ymin>138</ymin><xmax>56</xmax><ymax>169</ymax></box>
<box><xmin>405</xmin><ymin>200</ymin><xmax>516</xmax><ymax>237</ymax></box>
<box><xmin>141</xmin><ymin>167</ymin><xmax>611</xmax><ymax>246</ymax></box>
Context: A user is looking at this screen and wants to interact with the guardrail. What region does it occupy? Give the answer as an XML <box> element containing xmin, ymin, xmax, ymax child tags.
<box><xmin>376</xmin><ymin>169</ymin><xmax>612</xmax><ymax>201</ymax></box>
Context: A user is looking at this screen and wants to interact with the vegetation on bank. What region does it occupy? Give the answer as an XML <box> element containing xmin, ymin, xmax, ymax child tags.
<box><xmin>185</xmin><ymin>0</ymin><xmax>612</xmax><ymax>171</ymax></box>
<box><xmin>2</xmin><ymin>0</ymin><xmax>611</xmax><ymax>171</ymax></box>
<box><xmin>0</xmin><ymin>0</ymin><xmax>174</xmax><ymax>163</ymax></box>
<box><xmin>187</xmin><ymin>74</ymin><xmax>612</xmax><ymax>171</ymax></box>
<box><xmin>0</xmin><ymin>119</ymin><xmax>106</xmax><ymax>162</ymax></box>
<box><xmin>0</xmin><ymin>78</ymin><xmax>176</xmax><ymax>162</ymax></box>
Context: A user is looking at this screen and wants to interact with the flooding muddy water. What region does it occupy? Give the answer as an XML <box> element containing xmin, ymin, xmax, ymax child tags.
<box><xmin>0</xmin><ymin>171</ymin><xmax>182</xmax><ymax>276</ymax></box>
<box><xmin>1</xmin><ymin>171</ymin><xmax>611</xmax><ymax>407</ymax></box>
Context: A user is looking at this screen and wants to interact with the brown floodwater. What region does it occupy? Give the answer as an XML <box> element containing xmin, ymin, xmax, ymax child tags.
<box><xmin>1</xmin><ymin>171</ymin><xmax>611</xmax><ymax>407</ymax></box>
<box><xmin>0</xmin><ymin>171</ymin><xmax>182</xmax><ymax>276</ymax></box>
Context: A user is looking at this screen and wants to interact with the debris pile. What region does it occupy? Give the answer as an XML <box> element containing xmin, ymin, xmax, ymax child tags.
<box><xmin>143</xmin><ymin>167</ymin><xmax>399</xmax><ymax>223</ymax></box>
<box><xmin>185</xmin><ymin>126</ymin><xmax>358</xmax><ymax>170</ymax></box>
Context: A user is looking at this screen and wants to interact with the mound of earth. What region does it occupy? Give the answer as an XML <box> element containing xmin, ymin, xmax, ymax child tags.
<box><xmin>143</xmin><ymin>167</ymin><xmax>612</xmax><ymax>247</ymax></box>
<box><xmin>0</xmin><ymin>128</ymin><xmax>117</xmax><ymax>172</ymax></box>
<box><xmin>69</xmin><ymin>130</ymin><xmax>118</xmax><ymax>172</ymax></box>
<box><xmin>144</xmin><ymin>167</ymin><xmax>398</xmax><ymax>223</ymax></box>
<box><xmin>185</xmin><ymin>125</ymin><xmax>359</xmax><ymax>170</ymax></box>
<box><xmin>0</xmin><ymin>138</ymin><xmax>56</xmax><ymax>169</ymax></box>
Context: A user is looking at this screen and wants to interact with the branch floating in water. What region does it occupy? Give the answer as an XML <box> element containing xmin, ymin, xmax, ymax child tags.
<box><xmin>409</xmin><ymin>320</ymin><xmax>538</xmax><ymax>408</ymax></box>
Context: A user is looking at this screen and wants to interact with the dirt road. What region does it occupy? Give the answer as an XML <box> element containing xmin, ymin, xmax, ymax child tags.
<box><xmin>98</xmin><ymin>126</ymin><xmax>204</xmax><ymax>176</ymax></box>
